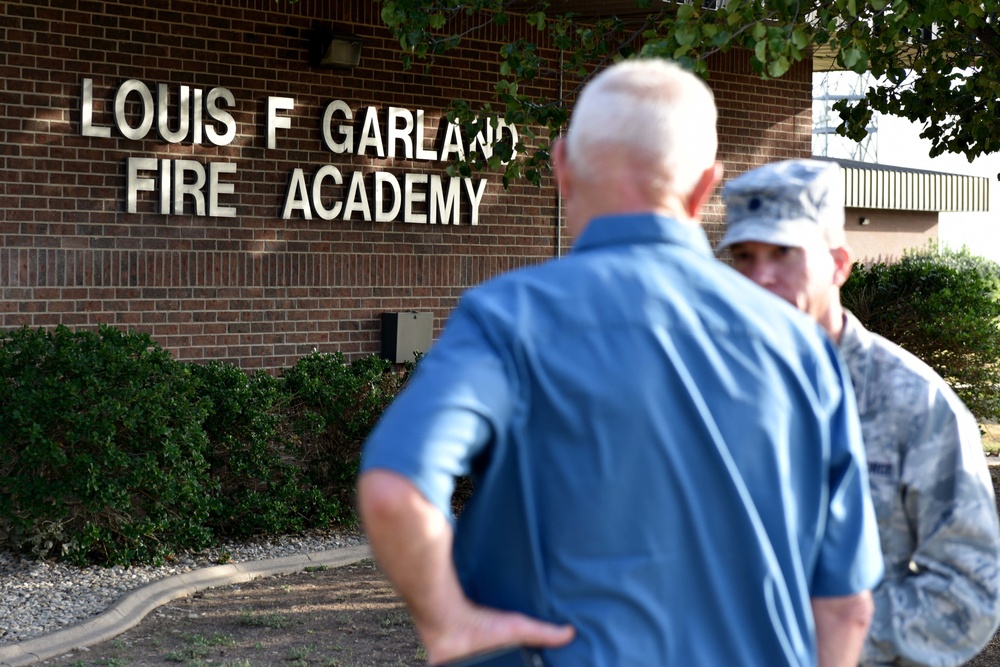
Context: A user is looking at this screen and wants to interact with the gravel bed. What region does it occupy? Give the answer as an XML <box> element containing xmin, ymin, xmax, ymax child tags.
<box><xmin>0</xmin><ymin>530</ymin><xmax>367</xmax><ymax>645</ymax></box>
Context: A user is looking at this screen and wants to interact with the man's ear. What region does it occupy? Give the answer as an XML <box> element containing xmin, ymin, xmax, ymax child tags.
<box><xmin>552</xmin><ymin>137</ymin><xmax>572</xmax><ymax>199</ymax></box>
<box><xmin>831</xmin><ymin>245</ymin><xmax>854</xmax><ymax>287</ymax></box>
<box><xmin>686</xmin><ymin>162</ymin><xmax>723</xmax><ymax>221</ymax></box>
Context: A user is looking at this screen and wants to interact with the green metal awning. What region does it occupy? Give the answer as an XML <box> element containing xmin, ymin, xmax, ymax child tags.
<box><xmin>816</xmin><ymin>157</ymin><xmax>990</xmax><ymax>213</ymax></box>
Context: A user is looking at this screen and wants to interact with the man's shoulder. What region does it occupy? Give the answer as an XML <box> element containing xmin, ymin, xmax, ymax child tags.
<box><xmin>459</xmin><ymin>246</ymin><xmax>838</xmax><ymax>378</ymax></box>
<box><xmin>843</xmin><ymin>318</ymin><xmax>951</xmax><ymax>394</ymax></box>
<box><xmin>842</xmin><ymin>316</ymin><xmax>976</xmax><ymax>441</ymax></box>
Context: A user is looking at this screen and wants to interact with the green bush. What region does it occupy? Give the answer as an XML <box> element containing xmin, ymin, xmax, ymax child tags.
<box><xmin>0</xmin><ymin>325</ymin><xmax>215</xmax><ymax>565</ymax></box>
<box><xmin>842</xmin><ymin>245</ymin><xmax>1000</xmax><ymax>420</ymax></box>
<box><xmin>0</xmin><ymin>324</ymin><xmax>414</xmax><ymax>565</ymax></box>
<box><xmin>282</xmin><ymin>352</ymin><xmax>413</xmax><ymax>519</ymax></box>
<box><xmin>190</xmin><ymin>361</ymin><xmax>342</xmax><ymax>538</ymax></box>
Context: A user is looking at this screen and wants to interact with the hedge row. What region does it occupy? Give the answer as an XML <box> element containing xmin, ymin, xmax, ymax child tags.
<box><xmin>0</xmin><ymin>325</ymin><xmax>412</xmax><ymax>566</ymax></box>
<box><xmin>842</xmin><ymin>245</ymin><xmax>1000</xmax><ymax>422</ymax></box>
<box><xmin>3</xmin><ymin>247</ymin><xmax>997</xmax><ymax>566</ymax></box>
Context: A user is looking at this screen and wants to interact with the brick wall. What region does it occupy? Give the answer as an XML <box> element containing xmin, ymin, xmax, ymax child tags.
<box><xmin>706</xmin><ymin>50</ymin><xmax>814</xmax><ymax>245</ymax></box>
<box><xmin>1</xmin><ymin>0</ymin><xmax>812</xmax><ymax>369</ymax></box>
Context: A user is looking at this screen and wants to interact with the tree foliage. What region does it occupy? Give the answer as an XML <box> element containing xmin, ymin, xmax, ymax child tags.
<box><xmin>378</xmin><ymin>0</ymin><xmax>1000</xmax><ymax>184</ymax></box>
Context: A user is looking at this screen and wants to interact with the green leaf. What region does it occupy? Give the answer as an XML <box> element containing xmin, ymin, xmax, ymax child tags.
<box><xmin>841</xmin><ymin>46</ymin><xmax>861</xmax><ymax>69</ymax></box>
<box><xmin>380</xmin><ymin>4</ymin><xmax>399</xmax><ymax>27</ymax></box>
<box><xmin>754</xmin><ymin>39</ymin><xmax>767</xmax><ymax>63</ymax></box>
<box><xmin>790</xmin><ymin>28</ymin><xmax>809</xmax><ymax>49</ymax></box>
<box><xmin>404</xmin><ymin>30</ymin><xmax>424</xmax><ymax>49</ymax></box>
<box><xmin>711</xmin><ymin>30</ymin><xmax>732</xmax><ymax>48</ymax></box>
<box><xmin>429</xmin><ymin>13</ymin><xmax>446</xmax><ymax>30</ymax></box>
<box><xmin>767</xmin><ymin>55</ymin><xmax>790</xmax><ymax>78</ymax></box>
<box><xmin>675</xmin><ymin>25</ymin><xmax>697</xmax><ymax>47</ymax></box>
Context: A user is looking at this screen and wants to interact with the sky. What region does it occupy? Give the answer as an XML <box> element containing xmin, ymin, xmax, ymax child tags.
<box><xmin>813</xmin><ymin>72</ymin><xmax>1000</xmax><ymax>263</ymax></box>
<box><xmin>877</xmin><ymin>114</ymin><xmax>1000</xmax><ymax>263</ymax></box>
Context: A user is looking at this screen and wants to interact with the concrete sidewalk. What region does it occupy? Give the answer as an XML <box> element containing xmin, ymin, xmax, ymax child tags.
<box><xmin>0</xmin><ymin>545</ymin><xmax>372</xmax><ymax>667</ymax></box>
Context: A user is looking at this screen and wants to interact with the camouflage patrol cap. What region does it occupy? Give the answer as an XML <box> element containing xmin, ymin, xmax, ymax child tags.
<box><xmin>718</xmin><ymin>159</ymin><xmax>844</xmax><ymax>251</ymax></box>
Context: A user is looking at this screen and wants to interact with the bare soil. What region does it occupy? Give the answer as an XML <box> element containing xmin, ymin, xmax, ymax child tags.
<box><xmin>34</xmin><ymin>462</ymin><xmax>1000</xmax><ymax>667</ymax></box>
<box><xmin>38</xmin><ymin>559</ymin><xmax>423</xmax><ymax>667</ymax></box>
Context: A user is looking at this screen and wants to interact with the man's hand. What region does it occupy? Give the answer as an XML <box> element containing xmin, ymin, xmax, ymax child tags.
<box><xmin>357</xmin><ymin>469</ymin><xmax>575</xmax><ymax>666</ymax></box>
<box><xmin>422</xmin><ymin>598</ymin><xmax>575</xmax><ymax>665</ymax></box>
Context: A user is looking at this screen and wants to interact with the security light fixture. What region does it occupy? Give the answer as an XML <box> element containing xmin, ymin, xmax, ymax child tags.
<box><xmin>309</xmin><ymin>27</ymin><xmax>363</xmax><ymax>69</ymax></box>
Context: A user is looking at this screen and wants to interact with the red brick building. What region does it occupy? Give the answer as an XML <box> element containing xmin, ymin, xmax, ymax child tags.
<box><xmin>1</xmin><ymin>0</ymin><xmax>812</xmax><ymax>369</ymax></box>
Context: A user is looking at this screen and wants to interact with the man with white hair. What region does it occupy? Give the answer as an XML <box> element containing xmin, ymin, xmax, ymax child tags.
<box><xmin>720</xmin><ymin>158</ymin><xmax>1000</xmax><ymax>667</ymax></box>
<box><xmin>358</xmin><ymin>61</ymin><xmax>882</xmax><ymax>666</ymax></box>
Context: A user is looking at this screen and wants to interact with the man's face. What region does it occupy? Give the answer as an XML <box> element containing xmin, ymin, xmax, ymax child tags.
<box><xmin>728</xmin><ymin>240</ymin><xmax>835</xmax><ymax>323</ymax></box>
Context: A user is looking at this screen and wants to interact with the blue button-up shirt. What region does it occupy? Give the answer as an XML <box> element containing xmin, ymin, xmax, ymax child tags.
<box><xmin>362</xmin><ymin>213</ymin><xmax>883</xmax><ymax>666</ymax></box>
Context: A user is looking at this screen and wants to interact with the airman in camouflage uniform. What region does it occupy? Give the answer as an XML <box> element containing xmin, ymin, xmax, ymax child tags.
<box><xmin>719</xmin><ymin>158</ymin><xmax>1000</xmax><ymax>667</ymax></box>
<box><xmin>841</xmin><ymin>310</ymin><xmax>1000</xmax><ymax>666</ymax></box>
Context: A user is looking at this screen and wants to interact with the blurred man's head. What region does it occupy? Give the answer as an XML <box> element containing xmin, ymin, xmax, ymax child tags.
<box><xmin>554</xmin><ymin>59</ymin><xmax>722</xmax><ymax>239</ymax></box>
<box><xmin>718</xmin><ymin>159</ymin><xmax>853</xmax><ymax>339</ymax></box>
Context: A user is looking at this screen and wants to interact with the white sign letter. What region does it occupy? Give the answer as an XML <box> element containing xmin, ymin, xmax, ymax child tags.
<box><xmin>266</xmin><ymin>96</ymin><xmax>295</xmax><ymax>149</ymax></box>
<box><xmin>125</xmin><ymin>157</ymin><xmax>157</xmax><ymax>213</ymax></box>
<box><xmin>157</xmin><ymin>83</ymin><xmax>190</xmax><ymax>143</ymax></box>
<box><xmin>322</xmin><ymin>100</ymin><xmax>354</xmax><ymax>154</ymax></box>
<box><xmin>205</xmin><ymin>88</ymin><xmax>237</xmax><ymax>146</ymax></box>
<box><xmin>312</xmin><ymin>165</ymin><xmax>343</xmax><ymax>221</ymax></box>
<box><xmin>208</xmin><ymin>162</ymin><xmax>237</xmax><ymax>217</ymax></box>
<box><xmin>463</xmin><ymin>178</ymin><xmax>487</xmax><ymax>226</ymax></box>
<box><xmin>173</xmin><ymin>160</ymin><xmax>207</xmax><ymax>215</ymax></box>
<box><xmin>114</xmin><ymin>79</ymin><xmax>154</xmax><ymax>140</ymax></box>
<box><xmin>415</xmin><ymin>110</ymin><xmax>437</xmax><ymax>161</ymax></box>
<box><xmin>282</xmin><ymin>168</ymin><xmax>312</xmax><ymax>219</ymax></box>
<box><xmin>374</xmin><ymin>172</ymin><xmax>401</xmax><ymax>222</ymax></box>
<box><xmin>440</xmin><ymin>121</ymin><xmax>466</xmax><ymax>162</ymax></box>
<box><xmin>404</xmin><ymin>173</ymin><xmax>428</xmax><ymax>224</ymax></box>
<box><xmin>356</xmin><ymin>106</ymin><xmax>385</xmax><ymax>157</ymax></box>
<box><xmin>343</xmin><ymin>171</ymin><xmax>371</xmax><ymax>220</ymax></box>
<box><xmin>429</xmin><ymin>175</ymin><xmax>460</xmax><ymax>225</ymax></box>
<box><xmin>81</xmin><ymin>79</ymin><xmax>111</xmax><ymax>138</ymax></box>
<box><xmin>387</xmin><ymin>107</ymin><xmax>414</xmax><ymax>159</ymax></box>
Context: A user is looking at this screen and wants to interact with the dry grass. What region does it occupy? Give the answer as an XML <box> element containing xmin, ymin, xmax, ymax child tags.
<box><xmin>982</xmin><ymin>422</ymin><xmax>1000</xmax><ymax>456</ymax></box>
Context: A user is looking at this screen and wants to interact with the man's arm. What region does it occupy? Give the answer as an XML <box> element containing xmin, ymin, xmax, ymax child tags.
<box><xmin>808</xmin><ymin>338</ymin><xmax>883</xmax><ymax>665</ymax></box>
<box><xmin>357</xmin><ymin>469</ymin><xmax>575</xmax><ymax>665</ymax></box>
<box><xmin>864</xmin><ymin>401</ymin><xmax>1000</xmax><ymax>666</ymax></box>
<box><xmin>812</xmin><ymin>592</ymin><xmax>874</xmax><ymax>667</ymax></box>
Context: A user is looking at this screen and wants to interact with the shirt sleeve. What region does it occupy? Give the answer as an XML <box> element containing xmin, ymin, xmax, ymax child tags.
<box><xmin>810</xmin><ymin>344</ymin><xmax>885</xmax><ymax>598</ymax></box>
<box><xmin>360</xmin><ymin>297</ymin><xmax>515</xmax><ymax>520</ymax></box>
<box><xmin>863</xmin><ymin>392</ymin><xmax>1000</xmax><ymax>666</ymax></box>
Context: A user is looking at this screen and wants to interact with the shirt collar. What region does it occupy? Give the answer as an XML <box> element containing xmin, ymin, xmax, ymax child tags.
<box><xmin>571</xmin><ymin>213</ymin><xmax>713</xmax><ymax>259</ymax></box>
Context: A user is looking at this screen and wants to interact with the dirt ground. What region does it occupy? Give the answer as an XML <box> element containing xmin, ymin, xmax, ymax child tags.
<box><xmin>38</xmin><ymin>558</ymin><xmax>423</xmax><ymax>667</ymax></box>
<box><xmin>32</xmin><ymin>461</ymin><xmax>1000</xmax><ymax>667</ymax></box>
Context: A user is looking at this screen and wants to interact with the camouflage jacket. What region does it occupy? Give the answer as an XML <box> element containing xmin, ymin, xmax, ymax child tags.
<box><xmin>840</xmin><ymin>312</ymin><xmax>1000</xmax><ymax>667</ymax></box>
